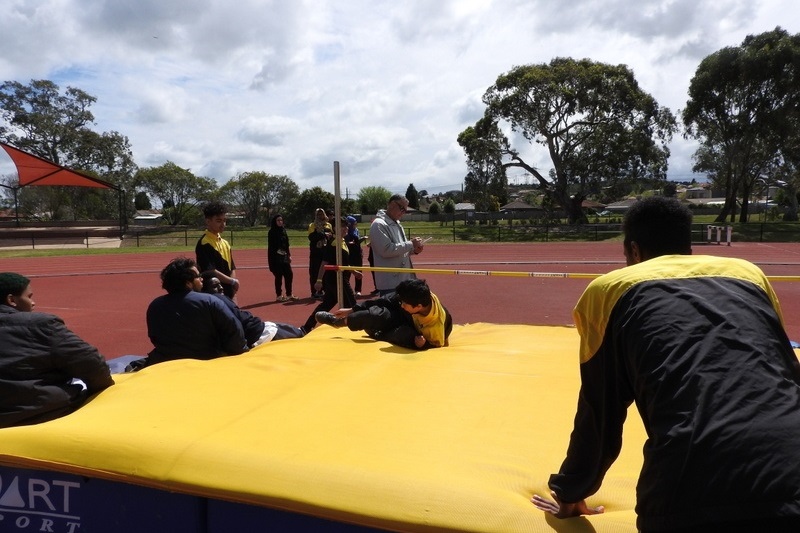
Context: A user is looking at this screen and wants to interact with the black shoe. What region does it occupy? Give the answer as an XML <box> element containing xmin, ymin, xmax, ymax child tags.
<box><xmin>315</xmin><ymin>311</ymin><xmax>345</xmax><ymax>328</ymax></box>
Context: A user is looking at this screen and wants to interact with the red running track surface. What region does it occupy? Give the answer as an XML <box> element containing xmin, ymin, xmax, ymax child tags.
<box><xmin>3</xmin><ymin>241</ymin><xmax>800</xmax><ymax>359</ymax></box>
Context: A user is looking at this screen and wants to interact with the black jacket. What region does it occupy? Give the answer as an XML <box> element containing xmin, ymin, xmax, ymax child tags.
<box><xmin>551</xmin><ymin>255</ymin><xmax>800</xmax><ymax>531</ymax></box>
<box><xmin>146</xmin><ymin>290</ymin><xmax>246</xmax><ymax>365</ymax></box>
<box><xmin>0</xmin><ymin>306</ymin><xmax>113</xmax><ymax>428</ymax></box>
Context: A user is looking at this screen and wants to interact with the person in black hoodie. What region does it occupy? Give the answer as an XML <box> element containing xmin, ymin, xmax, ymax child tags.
<box><xmin>301</xmin><ymin>218</ymin><xmax>358</xmax><ymax>333</ymax></box>
<box><xmin>267</xmin><ymin>213</ymin><xmax>298</xmax><ymax>302</ymax></box>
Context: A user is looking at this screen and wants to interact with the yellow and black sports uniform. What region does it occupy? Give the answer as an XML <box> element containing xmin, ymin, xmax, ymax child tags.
<box><xmin>410</xmin><ymin>293</ymin><xmax>452</xmax><ymax>348</ymax></box>
<box><xmin>301</xmin><ymin>237</ymin><xmax>356</xmax><ymax>333</ymax></box>
<box><xmin>195</xmin><ymin>230</ymin><xmax>236</xmax><ymax>298</ymax></box>
<box><xmin>550</xmin><ymin>254</ymin><xmax>800</xmax><ymax>532</ymax></box>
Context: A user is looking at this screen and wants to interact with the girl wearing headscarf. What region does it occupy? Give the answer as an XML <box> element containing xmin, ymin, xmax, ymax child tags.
<box><xmin>268</xmin><ymin>214</ymin><xmax>297</xmax><ymax>301</ymax></box>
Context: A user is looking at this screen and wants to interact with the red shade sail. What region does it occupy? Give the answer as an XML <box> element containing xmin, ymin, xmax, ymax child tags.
<box><xmin>0</xmin><ymin>141</ymin><xmax>117</xmax><ymax>190</ymax></box>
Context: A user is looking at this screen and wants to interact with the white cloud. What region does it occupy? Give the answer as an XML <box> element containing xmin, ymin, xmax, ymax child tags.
<box><xmin>0</xmin><ymin>0</ymin><xmax>798</xmax><ymax>194</ymax></box>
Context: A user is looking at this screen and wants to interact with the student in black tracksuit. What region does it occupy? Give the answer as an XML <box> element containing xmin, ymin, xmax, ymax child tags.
<box><xmin>301</xmin><ymin>218</ymin><xmax>357</xmax><ymax>333</ymax></box>
<box><xmin>532</xmin><ymin>197</ymin><xmax>800</xmax><ymax>533</ymax></box>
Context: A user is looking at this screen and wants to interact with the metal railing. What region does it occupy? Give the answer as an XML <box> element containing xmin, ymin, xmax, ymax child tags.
<box><xmin>4</xmin><ymin>222</ymin><xmax>799</xmax><ymax>251</ymax></box>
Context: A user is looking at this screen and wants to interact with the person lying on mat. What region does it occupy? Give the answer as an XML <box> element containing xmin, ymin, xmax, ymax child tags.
<box><xmin>145</xmin><ymin>257</ymin><xmax>246</xmax><ymax>366</ymax></box>
<box><xmin>532</xmin><ymin>196</ymin><xmax>800</xmax><ymax>533</ymax></box>
<box><xmin>200</xmin><ymin>271</ymin><xmax>305</xmax><ymax>346</ymax></box>
<box><xmin>315</xmin><ymin>278</ymin><xmax>452</xmax><ymax>350</ymax></box>
<box><xmin>0</xmin><ymin>272</ymin><xmax>113</xmax><ymax>428</ymax></box>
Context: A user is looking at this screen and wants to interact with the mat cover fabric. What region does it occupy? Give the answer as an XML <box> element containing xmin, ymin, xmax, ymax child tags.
<box><xmin>0</xmin><ymin>324</ymin><xmax>655</xmax><ymax>532</ymax></box>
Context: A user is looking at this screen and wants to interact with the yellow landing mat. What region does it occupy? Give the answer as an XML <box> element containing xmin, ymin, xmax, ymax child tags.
<box><xmin>0</xmin><ymin>324</ymin><xmax>646</xmax><ymax>532</ymax></box>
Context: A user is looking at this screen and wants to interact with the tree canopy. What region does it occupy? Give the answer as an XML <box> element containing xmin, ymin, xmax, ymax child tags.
<box><xmin>461</xmin><ymin>58</ymin><xmax>677</xmax><ymax>223</ymax></box>
<box><xmin>134</xmin><ymin>162</ymin><xmax>216</xmax><ymax>225</ymax></box>
<box><xmin>357</xmin><ymin>186</ymin><xmax>392</xmax><ymax>215</ymax></box>
<box><xmin>683</xmin><ymin>27</ymin><xmax>800</xmax><ymax>223</ymax></box>
<box><xmin>0</xmin><ymin>79</ymin><xmax>136</xmax><ymax>220</ymax></box>
<box><xmin>218</xmin><ymin>171</ymin><xmax>299</xmax><ymax>226</ymax></box>
<box><xmin>283</xmin><ymin>186</ymin><xmax>335</xmax><ymax>227</ymax></box>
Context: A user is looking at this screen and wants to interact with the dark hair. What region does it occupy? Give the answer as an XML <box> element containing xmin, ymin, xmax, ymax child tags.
<box><xmin>203</xmin><ymin>201</ymin><xmax>227</xmax><ymax>219</ymax></box>
<box><xmin>270</xmin><ymin>214</ymin><xmax>285</xmax><ymax>229</ymax></box>
<box><xmin>623</xmin><ymin>197</ymin><xmax>692</xmax><ymax>258</ymax></box>
<box><xmin>0</xmin><ymin>272</ymin><xmax>30</xmax><ymax>302</ymax></box>
<box><xmin>395</xmin><ymin>278</ymin><xmax>432</xmax><ymax>307</ymax></box>
<box><xmin>200</xmin><ymin>270</ymin><xmax>220</xmax><ymax>293</ymax></box>
<box><xmin>160</xmin><ymin>257</ymin><xmax>197</xmax><ymax>294</ymax></box>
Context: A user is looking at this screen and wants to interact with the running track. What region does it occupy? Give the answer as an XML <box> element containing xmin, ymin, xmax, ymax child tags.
<box><xmin>3</xmin><ymin>241</ymin><xmax>800</xmax><ymax>359</ymax></box>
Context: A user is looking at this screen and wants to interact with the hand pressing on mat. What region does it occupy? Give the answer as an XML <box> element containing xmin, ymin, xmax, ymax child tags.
<box><xmin>531</xmin><ymin>491</ymin><xmax>604</xmax><ymax>519</ymax></box>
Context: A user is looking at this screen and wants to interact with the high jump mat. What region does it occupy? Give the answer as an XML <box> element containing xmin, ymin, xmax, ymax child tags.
<box><xmin>0</xmin><ymin>323</ymin><xmax>648</xmax><ymax>532</ymax></box>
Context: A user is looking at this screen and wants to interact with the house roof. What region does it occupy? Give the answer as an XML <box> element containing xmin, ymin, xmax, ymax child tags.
<box><xmin>604</xmin><ymin>198</ymin><xmax>640</xmax><ymax>211</ymax></box>
<box><xmin>500</xmin><ymin>200</ymin><xmax>541</xmax><ymax>210</ymax></box>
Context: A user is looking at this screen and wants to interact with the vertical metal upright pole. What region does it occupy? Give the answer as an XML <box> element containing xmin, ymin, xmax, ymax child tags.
<box><xmin>333</xmin><ymin>162</ymin><xmax>344</xmax><ymax>307</ymax></box>
<box><xmin>14</xmin><ymin>187</ymin><xmax>20</xmax><ymax>227</ymax></box>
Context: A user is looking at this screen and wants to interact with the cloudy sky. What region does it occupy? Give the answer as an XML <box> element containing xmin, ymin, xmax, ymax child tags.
<box><xmin>1</xmin><ymin>0</ymin><xmax>797</xmax><ymax>197</ymax></box>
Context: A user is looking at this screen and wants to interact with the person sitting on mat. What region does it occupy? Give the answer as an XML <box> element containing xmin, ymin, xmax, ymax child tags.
<box><xmin>145</xmin><ymin>257</ymin><xmax>247</xmax><ymax>366</ymax></box>
<box><xmin>200</xmin><ymin>271</ymin><xmax>305</xmax><ymax>346</ymax></box>
<box><xmin>0</xmin><ymin>272</ymin><xmax>114</xmax><ymax>428</ymax></box>
<box><xmin>315</xmin><ymin>278</ymin><xmax>452</xmax><ymax>350</ymax></box>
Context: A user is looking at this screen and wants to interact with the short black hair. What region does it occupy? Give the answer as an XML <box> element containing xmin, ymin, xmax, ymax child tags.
<box><xmin>160</xmin><ymin>257</ymin><xmax>197</xmax><ymax>294</ymax></box>
<box><xmin>0</xmin><ymin>272</ymin><xmax>30</xmax><ymax>302</ymax></box>
<box><xmin>199</xmin><ymin>270</ymin><xmax>219</xmax><ymax>293</ymax></box>
<box><xmin>623</xmin><ymin>197</ymin><xmax>692</xmax><ymax>258</ymax></box>
<box><xmin>203</xmin><ymin>201</ymin><xmax>227</xmax><ymax>219</ymax></box>
<box><xmin>395</xmin><ymin>278</ymin><xmax>432</xmax><ymax>307</ymax></box>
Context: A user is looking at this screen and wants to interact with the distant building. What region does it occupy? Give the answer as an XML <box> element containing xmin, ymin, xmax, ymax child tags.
<box><xmin>685</xmin><ymin>187</ymin><xmax>711</xmax><ymax>199</ymax></box>
<box><xmin>581</xmin><ymin>199</ymin><xmax>606</xmax><ymax>212</ymax></box>
<box><xmin>500</xmin><ymin>200</ymin><xmax>543</xmax><ymax>213</ymax></box>
<box><xmin>133</xmin><ymin>210</ymin><xmax>163</xmax><ymax>226</ymax></box>
<box><xmin>603</xmin><ymin>198</ymin><xmax>640</xmax><ymax>213</ymax></box>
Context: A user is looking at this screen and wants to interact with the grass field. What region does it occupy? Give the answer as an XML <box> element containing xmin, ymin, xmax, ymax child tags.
<box><xmin>2</xmin><ymin>216</ymin><xmax>800</xmax><ymax>258</ymax></box>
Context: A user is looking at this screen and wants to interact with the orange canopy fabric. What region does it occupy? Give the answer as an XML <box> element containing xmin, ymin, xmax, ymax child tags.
<box><xmin>0</xmin><ymin>141</ymin><xmax>116</xmax><ymax>189</ymax></box>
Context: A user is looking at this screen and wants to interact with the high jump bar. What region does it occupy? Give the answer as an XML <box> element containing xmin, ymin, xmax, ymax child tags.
<box><xmin>324</xmin><ymin>265</ymin><xmax>800</xmax><ymax>282</ymax></box>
